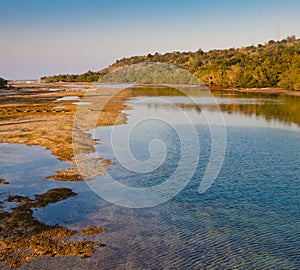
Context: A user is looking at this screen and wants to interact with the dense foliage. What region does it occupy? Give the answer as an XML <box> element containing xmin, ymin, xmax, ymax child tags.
<box><xmin>41</xmin><ymin>70</ymin><xmax>101</xmax><ymax>83</ymax></box>
<box><xmin>41</xmin><ymin>36</ymin><xmax>300</xmax><ymax>90</ymax></box>
<box><xmin>100</xmin><ymin>62</ymin><xmax>200</xmax><ymax>84</ymax></box>
<box><xmin>0</xmin><ymin>77</ymin><xmax>8</xmax><ymax>88</ymax></box>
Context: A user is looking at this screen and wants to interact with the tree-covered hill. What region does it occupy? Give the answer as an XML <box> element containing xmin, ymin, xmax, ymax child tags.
<box><xmin>41</xmin><ymin>36</ymin><xmax>300</xmax><ymax>90</ymax></box>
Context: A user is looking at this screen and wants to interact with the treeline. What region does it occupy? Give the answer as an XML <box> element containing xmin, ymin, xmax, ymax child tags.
<box><xmin>41</xmin><ymin>36</ymin><xmax>300</xmax><ymax>90</ymax></box>
<box><xmin>109</xmin><ymin>36</ymin><xmax>300</xmax><ymax>90</ymax></box>
<box><xmin>100</xmin><ymin>62</ymin><xmax>200</xmax><ymax>85</ymax></box>
<box><xmin>41</xmin><ymin>70</ymin><xmax>102</xmax><ymax>83</ymax></box>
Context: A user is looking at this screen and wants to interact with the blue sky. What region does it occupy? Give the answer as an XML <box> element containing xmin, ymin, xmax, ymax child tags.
<box><xmin>1</xmin><ymin>0</ymin><xmax>300</xmax><ymax>79</ymax></box>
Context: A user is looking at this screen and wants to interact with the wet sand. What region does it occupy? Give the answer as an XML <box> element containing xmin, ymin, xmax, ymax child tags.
<box><xmin>0</xmin><ymin>82</ymin><xmax>132</xmax><ymax>268</ymax></box>
<box><xmin>0</xmin><ymin>82</ymin><xmax>131</xmax><ymax>180</ymax></box>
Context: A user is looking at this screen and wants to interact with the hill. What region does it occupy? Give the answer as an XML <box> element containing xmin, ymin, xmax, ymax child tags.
<box><xmin>42</xmin><ymin>36</ymin><xmax>300</xmax><ymax>90</ymax></box>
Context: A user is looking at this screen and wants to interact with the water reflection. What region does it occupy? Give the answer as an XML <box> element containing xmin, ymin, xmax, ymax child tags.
<box><xmin>0</xmin><ymin>144</ymin><xmax>107</xmax><ymax>268</ymax></box>
<box><xmin>126</xmin><ymin>86</ymin><xmax>300</xmax><ymax>128</ymax></box>
<box><xmin>1</xmin><ymin>85</ymin><xmax>299</xmax><ymax>269</ymax></box>
<box><xmin>88</xmin><ymin>128</ymin><xmax>300</xmax><ymax>269</ymax></box>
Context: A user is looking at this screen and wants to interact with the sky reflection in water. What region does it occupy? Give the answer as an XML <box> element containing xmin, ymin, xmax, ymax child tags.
<box><xmin>0</xmin><ymin>88</ymin><xmax>299</xmax><ymax>269</ymax></box>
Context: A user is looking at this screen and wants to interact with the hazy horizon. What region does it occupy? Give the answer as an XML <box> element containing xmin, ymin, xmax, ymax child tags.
<box><xmin>1</xmin><ymin>0</ymin><xmax>300</xmax><ymax>80</ymax></box>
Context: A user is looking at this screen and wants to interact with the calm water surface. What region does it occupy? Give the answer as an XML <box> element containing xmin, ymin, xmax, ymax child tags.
<box><xmin>0</xmin><ymin>87</ymin><xmax>299</xmax><ymax>269</ymax></box>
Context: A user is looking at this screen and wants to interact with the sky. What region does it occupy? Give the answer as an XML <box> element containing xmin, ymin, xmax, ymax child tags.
<box><xmin>0</xmin><ymin>0</ymin><xmax>300</xmax><ymax>79</ymax></box>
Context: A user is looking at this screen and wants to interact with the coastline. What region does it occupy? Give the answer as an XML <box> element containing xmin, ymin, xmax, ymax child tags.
<box><xmin>0</xmin><ymin>83</ymin><xmax>132</xmax><ymax>182</ymax></box>
<box><xmin>0</xmin><ymin>82</ymin><xmax>134</xmax><ymax>268</ymax></box>
<box><xmin>0</xmin><ymin>82</ymin><xmax>130</xmax><ymax>163</ymax></box>
<box><xmin>1</xmin><ymin>82</ymin><xmax>299</xmax><ymax>268</ymax></box>
<box><xmin>11</xmin><ymin>81</ymin><xmax>300</xmax><ymax>96</ymax></box>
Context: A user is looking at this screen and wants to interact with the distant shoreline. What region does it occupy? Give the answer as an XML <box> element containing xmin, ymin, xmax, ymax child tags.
<box><xmin>9</xmin><ymin>81</ymin><xmax>300</xmax><ymax>97</ymax></box>
<box><xmin>211</xmin><ymin>87</ymin><xmax>300</xmax><ymax>97</ymax></box>
<box><xmin>134</xmin><ymin>83</ymin><xmax>300</xmax><ymax>97</ymax></box>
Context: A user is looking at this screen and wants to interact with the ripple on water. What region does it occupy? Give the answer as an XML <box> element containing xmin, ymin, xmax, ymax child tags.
<box><xmin>1</xmin><ymin>88</ymin><xmax>299</xmax><ymax>269</ymax></box>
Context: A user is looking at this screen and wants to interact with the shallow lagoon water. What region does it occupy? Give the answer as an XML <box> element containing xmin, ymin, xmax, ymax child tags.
<box><xmin>0</xmin><ymin>87</ymin><xmax>299</xmax><ymax>269</ymax></box>
<box><xmin>54</xmin><ymin>96</ymin><xmax>80</xmax><ymax>102</ymax></box>
<box><xmin>0</xmin><ymin>144</ymin><xmax>70</xmax><ymax>210</ymax></box>
<box><xmin>83</xmin><ymin>89</ymin><xmax>300</xmax><ymax>269</ymax></box>
<box><xmin>72</xmin><ymin>101</ymin><xmax>92</xmax><ymax>105</ymax></box>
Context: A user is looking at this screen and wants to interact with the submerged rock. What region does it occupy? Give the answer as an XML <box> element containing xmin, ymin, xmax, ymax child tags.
<box><xmin>0</xmin><ymin>188</ymin><xmax>107</xmax><ymax>268</ymax></box>
<box><xmin>0</xmin><ymin>179</ymin><xmax>9</xmax><ymax>185</ymax></box>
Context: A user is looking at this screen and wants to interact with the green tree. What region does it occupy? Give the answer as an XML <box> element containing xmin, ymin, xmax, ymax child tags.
<box><xmin>0</xmin><ymin>77</ymin><xmax>8</xmax><ymax>88</ymax></box>
<box><xmin>41</xmin><ymin>36</ymin><xmax>300</xmax><ymax>90</ymax></box>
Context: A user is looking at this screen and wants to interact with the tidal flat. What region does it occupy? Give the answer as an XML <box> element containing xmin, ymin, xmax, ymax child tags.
<box><xmin>0</xmin><ymin>83</ymin><xmax>299</xmax><ymax>269</ymax></box>
<box><xmin>0</xmin><ymin>82</ymin><xmax>129</xmax><ymax>268</ymax></box>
